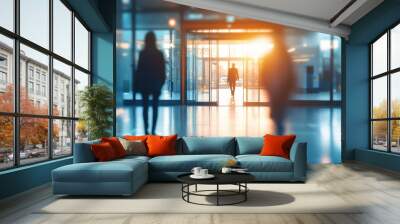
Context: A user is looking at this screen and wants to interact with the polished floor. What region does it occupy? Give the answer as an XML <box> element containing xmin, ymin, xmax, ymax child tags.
<box><xmin>116</xmin><ymin>105</ymin><xmax>341</xmax><ymax>164</ymax></box>
<box><xmin>1</xmin><ymin>163</ymin><xmax>400</xmax><ymax>224</ymax></box>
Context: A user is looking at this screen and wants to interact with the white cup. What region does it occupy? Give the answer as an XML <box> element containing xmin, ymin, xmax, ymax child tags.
<box><xmin>221</xmin><ymin>167</ymin><xmax>232</xmax><ymax>174</ymax></box>
<box><xmin>191</xmin><ymin>167</ymin><xmax>202</xmax><ymax>176</ymax></box>
<box><xmin>200</xmin><ymin>169</ymin><xmax>208</xmax><ymax>176</ymax></box>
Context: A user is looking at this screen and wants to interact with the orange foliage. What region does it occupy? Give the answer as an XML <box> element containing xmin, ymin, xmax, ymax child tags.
<box><xmin>0</xmin><ymin>84</ymin><xmax>59</xmax><ymax>150</ymax></box>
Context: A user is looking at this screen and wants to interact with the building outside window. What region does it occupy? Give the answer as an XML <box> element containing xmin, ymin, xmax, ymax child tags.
<box><xmin>28</xmin><ymin>67</ymin><xmax>34</xmax><ymax>80</ymax></box>
<box><xmin>28</xmin><ymin>81</ymin><xmax>34</xmax><ymax>94</ymax></box>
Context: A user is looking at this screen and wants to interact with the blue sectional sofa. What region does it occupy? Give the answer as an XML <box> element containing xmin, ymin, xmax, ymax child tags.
<box><xmin>52</xmin><ymin>137</ymin><xmax>307</xmax><ymax>196</ymax></box>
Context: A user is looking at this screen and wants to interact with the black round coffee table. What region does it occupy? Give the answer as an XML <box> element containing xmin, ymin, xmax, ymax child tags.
<box><xmin>177</xmin><ymin>173</ymin><xmax>255</xmax><ymax>206</ymax></box>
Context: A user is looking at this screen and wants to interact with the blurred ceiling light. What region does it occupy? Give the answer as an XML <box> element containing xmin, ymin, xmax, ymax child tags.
<box><xmin>122</xmin><ymin>0</ymin><xmax>130</xmax><ymax>5</ymax></box>
<box><xmin>226</xmin><ymin>15</ymin><xmax>235</xmax><ymax>23</ymax></box>
<box><xmin>293</xmin><ymin>58</ymin><xmax>310</xmax><ymax>63</ymax></box>
<box><xmin>302</xmin><ymin>43</ymin><xmax>308</xmax><ymax>47</ymax></box>
<box><xmin>320</xmin><ymin>39</ymin><xmax>339</xmax><ymax>51</ymax></box>
<box><xmin>287</xmin><ymin>47</ymin><xmax>296</xmax><ymax>53</ymax></box>
<box><xmin>117</xmin><ymin>42</ymin><xmax>130</xmax><ymax>49</ymax></box>
<box><xmin>168</xmin><ymin>18</ymin><xmax>176</xmax><ymax>28</ymax></box>
<box><xmin>187</xmin><ymin>13</ymin><xmax>203</xmax><ymax>20</ymax></box>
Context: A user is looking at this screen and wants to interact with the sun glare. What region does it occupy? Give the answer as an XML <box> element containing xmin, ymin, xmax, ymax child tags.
<box><xmin>248</xmin><ymin>38</ymin><xmax>274</xmax><ymax>59</ymax></box>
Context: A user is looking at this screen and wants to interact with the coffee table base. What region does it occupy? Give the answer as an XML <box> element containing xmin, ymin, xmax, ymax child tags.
<box><xmin>181</xmin><ymin>183</ymin><xmax>249</xmax><ymax>206</ymax></box>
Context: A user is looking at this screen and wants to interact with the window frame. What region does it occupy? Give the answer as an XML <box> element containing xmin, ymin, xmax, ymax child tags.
<box><xmin>0</xmin><ymin>0</ymin><xmax>92</xmax><ymax>171</ymax></box>
<box><xmin>370</xmin><ymin>21</ymin><xmax>400</xmax><ymax>154</ymax></box>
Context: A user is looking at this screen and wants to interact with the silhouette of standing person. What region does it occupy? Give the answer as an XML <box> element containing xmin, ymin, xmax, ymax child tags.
<box><xmin>228</xmin><ymin>63</ymin><xmax>239</xmax><ymax>96</ymax></box>
<box><xmin>260</xmin><ymin>32</ymin><xmax>296</xmax><ymax>135</ymax></box>
<box><xmin>134</xmin><ymin>32</ymin><xmax>165</xmax><ymax>134</ymax></box>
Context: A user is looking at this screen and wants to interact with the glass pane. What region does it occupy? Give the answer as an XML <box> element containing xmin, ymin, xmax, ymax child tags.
<box><xmin>391</xmin><ymin>72</ymin><xmax>400</xmax><ymax>118</ymax></box>
<box><xmin>20</xmin><ymin>44</ymin><xmax>49</xmax><ymax>115</ymax></box>
<box><xmin>75</xmin><ymin>120</ymin><xmax>88</xmax><ymax>143</ymax></box>
<box><xmin>372</xmin><ymin>77</ymin><xmax>387</xmax><ymax>119</ymax></box>
<box><xmin>0</xmin><ymin>0</ymin><xmax>14</xmax><ymax>31</ymax></box>
<box><xmin>75</xmin><ymin>17</ymin><xmax>89</xmax><ymax>70</ymax></box>
<box><xmin>20</xmin><ymin>117</ymin><xmax>49</xmax><ymax>165</ymax></box>
<box><xmin>74</xmin><ymin>69</ymin><xmax>89</xmax><ymax>118</ymax></box>
<box><xmin>53</xmin><ymin>0</ymin><xmax>72</xmax><ymax>60</ymax></box>
<box><xmin>372</xmin><ymin>33</ymin><xmax>387</xmax><ymax>76</ymax></box>
<box><xmin>391</xmin><ymin>24</ymin><xmax>400</xmax><ymax>70</ymax></box>
<box><xmin>333</xmin><ymin>36</ymin><xmax>342</xmax><ymax>100</ymax></box>
<box><xmin>0</xmin><ymin>116</ymin><xmax>14</xmax><ymax>170</ymax></box>
<box><xmin>53</xmin><ymin>59</ymin><xmax>72</xmax><ymax>117</ymax></box>
<box><xmin>20</xmin><ymin>0</ymin><xmax>49</xmax><ymax>49</ymax></box>
<box><xmin>53</xmin><ymin>119</ymin><xmax>72</xmax><ymax>157</ymax></box>
<box><xmin>0</xmin><ymin>34</ymin><xmax>14</xmax><ymax>112</ymax></box>
<box><xmin>372</xmin><ymin>121</ymin><xmax>388</xmax><ymax>151</ymax></box>
<box><xmin>391</xmin><ymin>120</ymin><xmax>400</xmax><ymax>153</ymax></box>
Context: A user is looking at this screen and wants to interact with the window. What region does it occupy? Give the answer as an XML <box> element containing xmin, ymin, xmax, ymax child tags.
<box><xmin>0</xmin><ymin>55</ymin><xmax>7</xmax><ymax>67</ymax></box>
<box><xmin>35</xmin><ymin>70</ymin><xmax>40</xmax><ymax>81</ymax></box>
<box><xmin>35</xmin><ymin>84</ymin><xmax>40</xmax><ymax>95</ymax></box>
<box><xmin>74</xmin><ymin>69</ymin><xmax>89</xmax><ymax>118</ymax></box>
<box><xmin>28</xmin><ymin>67</ymin><xmax>34</xmax><ymax>80</ymax></box>
<box><xmin>42</xmin><ymin>85</ymin><xmax>46</xmax><ymax>97</ymax></box>
<box><xmin>28</xmin><ymin>81</ymin><xmax>34</xmax><ymax>94</ymax></box>
<box><xmin>0</xmin><ymin>0</ymin><xmax>14</xmax><ymax>31</ymax></box>
<box><xmin>0</xmin><ymin>71</ymin><xmax>6</xmax><ymax>85</ymax></box>
<box><xmin>0</xmin><ymin>116</ymin><xmax>13</xmax><ymax>170</ymax></box>
<box><xmin>21</xmin><ymin>44</ymin><xmax>49</xmax><ymax>115</ymax></box>
<box><xmin>52</xmin><ymin>119</ymin><xmax>72</xmax><ymax>158</ymax></box>
<box><xmin>19</xmin><ymin>117</ymin><xmax>49</xmax><ymax>165</ymax></box>
<box><xmin>20</xmin><ymin>0</ymin><xmax>49</xmax><ymax>48</ymax></box>
<box><xmin>0</xmin><ymin>1</ymin><xmax>91</xmax><ymax>169</ymax></box>
<box><xmin>0</xmin><ymin>34</ymin><xmax>14</xmax><ymax>113</ymax></box>
<box><xmin>74</xmin><ymin>17</ymin><xmax>90</xmax><ymax>70</ymax></box>
<box><xmin>53</xmin><ymin>59</ymin><xmax>72</xmax><ymax>117</ymax></box>
<box><xmin>53</xmin><ymin>0</ymin><xmax>72</xmax><ymax>60</ymax></box>
<box><xmin>391</xmin><ymin>24</ymin><xmax>400</xmax><ymax>70</ymax></box>
<box><xmin>370</xmin><ymin>23</ymin><xmax>400</xmax><ymax>153</ymax></box>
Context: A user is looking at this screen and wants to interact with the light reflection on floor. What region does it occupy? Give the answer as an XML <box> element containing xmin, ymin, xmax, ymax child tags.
<box><xmin>116</xmin><ymin>105</ymin><xmax>341</xmax><ymax>164</ymax></box>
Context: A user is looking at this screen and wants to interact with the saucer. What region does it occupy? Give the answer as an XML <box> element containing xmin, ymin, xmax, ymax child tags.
<box><xmin>190</xmin><ymin>174</ymin><xmax>215</xmax><ymax>179</ymax></box>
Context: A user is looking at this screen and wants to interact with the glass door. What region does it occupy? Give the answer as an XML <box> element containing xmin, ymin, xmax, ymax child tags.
<box><xmin>186</xmin><ymin>32</ymin><xmax>267</xmax><ymax>105</ymax></box>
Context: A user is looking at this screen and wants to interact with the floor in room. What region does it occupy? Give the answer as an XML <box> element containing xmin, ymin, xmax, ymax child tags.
<box><xmin>1</xmin><ymin>163</ymin><xmax>400</xmax><ymax>224</ymax></box>
<box><xmin>116</xmin><ymin>105</ymin><xmax>342</xmax><ymax>164</ymax></box>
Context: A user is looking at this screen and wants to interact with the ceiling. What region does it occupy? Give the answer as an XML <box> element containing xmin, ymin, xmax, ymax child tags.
<box><xmin>226</xmin><ymin>0</ymin><xmax>352</xmax><ymax>22</ymax></box>
<box><xmin>164</xmin><ymin>0</ymin><xmax>384</xmax><ymax>38</ymax></box>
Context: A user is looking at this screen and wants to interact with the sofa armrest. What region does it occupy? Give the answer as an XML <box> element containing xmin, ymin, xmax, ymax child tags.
<box><xmin>73</xmin><ymin>141</ymin><xmax>98</xmax><ymax>163</ymax></box>
<box><xmin>290</xmin><ymin>142</ymin><xmax>307</xmax><ymax>182</ymax></box>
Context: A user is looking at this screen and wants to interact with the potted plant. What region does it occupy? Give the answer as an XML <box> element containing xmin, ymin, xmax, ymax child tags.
<box><xmin>79</xmin><ymin>84</ymin><xmax>114</xmax><ymax>140</ymax></box>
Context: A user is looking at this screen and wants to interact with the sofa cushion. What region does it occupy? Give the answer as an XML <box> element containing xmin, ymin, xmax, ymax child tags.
<box><xmin>236</xmin><ymin>137</ymin><xmax>263</xmax><ymax>155</ymax></box>
<box><xmin>101</xmin><ymin>137</ymin><xmax>127</xmax><ymax>158</ymax></box>
<box><xmin>236</xmin><ymin>155</ymin><xmax>293</xmax><ymax>172</ymax></box>
<box><xmin>181</xmin><ymin>137</ymin><xmax>235</xmax><ymax>155</ymax></box>
<box><xmin>119</xmin><ymin>138</ymin><xmax>147</xmax><ymax>156</ymax></box>
<box><xmin>260</xmin><ymin>134</ymin><xmax>296</xmax><ymax>159</ymax></box>
<box><xmin>91</xmin><ymin>142</ymin><xmax>118</xmax><ymax>162</ymax></box>
<box><xmin>149</xmin><ymin>154</ymin><xmax>235</xmax><ymax>172</ymax></box>
<box><xmin>53</xmin><ymin>158</ymin><xmax>147</xmax><ymax>183</ymax></box>
<box><xmin>147</xmin><ymin>135</ymin><xmax>178</xmax><ymax>157</ymax></box>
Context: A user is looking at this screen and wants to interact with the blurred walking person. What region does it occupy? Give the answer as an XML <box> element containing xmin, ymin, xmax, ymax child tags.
<box><xmin>228</xmin><ymin>63</ymin><xmax>239</xmax><ymax>96</ymax></box>
<box><xmin>134</xmin><ymin>31</ymin><xmax>165</xmax><ymax>134</ymax></box>
<box><xmin>260</xmin><ymin>32</ymin><xmax>296</xmax><ymax>135</ymax></box>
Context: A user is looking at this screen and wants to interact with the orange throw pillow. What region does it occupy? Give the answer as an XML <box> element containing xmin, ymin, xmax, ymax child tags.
<box><xmin>260</xmin><ymin>134</ymin><xmax>296</xmax><ymax>159</ymax></box>
<box><xmin>101</xmin><ymin>137</ymin><xmax>126</xmax><ymax>158</ymax></box>
<box><xmin>146</xmin><ymin>135</ymin><xmax>178</xmax><ymax>157</ymax></box>
<box><xmin>91</xmin><ymin>142</ymin><xmax>117</xmax><ymax>162</ymax></box>
<box><xmin>123</xmin><ymin>135</ymin><xmax>148</xmax><ymax>141</ymax></box>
